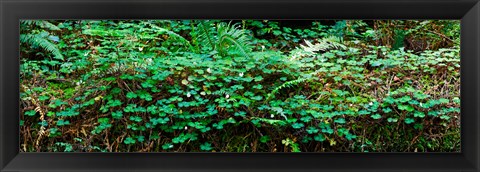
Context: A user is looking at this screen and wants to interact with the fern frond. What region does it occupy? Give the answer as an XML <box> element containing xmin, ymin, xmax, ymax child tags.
<box><xmin>21</xmin><ymin>20</ymin><xmax>60</xmax><ymax>31</ymax></box>
<box><xmin>219</xmin><ymin>35</ymin><xmax>250</xmax><ymax>57</ymax></box>
<box><xmin>300</xmin><ymin>36</ymin><xmax>346</xmax><ymax>53</ymax></box>
<box><xmin>105</xmin><ymin>60</ymin><xmax>130</xmax><ymax>75</ymax></box>
<box><xmin>20</xmin><ymin>33</ymin><xmax>64</xmax><ymax>60</ymax></box>
<box><xmin>196</xmin><ymin>21</ymin><xmax>216</xmax><ymax>51</ymax></box>
<box><xmin>290</xmin><ymin>36</ymin><xmax>346</xmax><ymax>61</ymax></box>
<box><xmin>269</xmin><ymin>107</ymin><xmax>288</xmax><ymax>120</ymax></box>
<box><xmin>266</xmin><ymin>77</ymin><xmax>308</xmax><ymax>100</ymax></box>
<box><xmin>217</xmin><ymin>22</ymin><xmax>252</xmax><ymax>58</ymax></box>
<box><xmin>266</xmin><ymin>69</ymin><xmax>323</xmax><ymax>101</ymax></box>
<box><xmin>144</xmin><ymin>22</ymin><xmax>195</xmax><ymax>52</ymax></box>
<box><xmin>193</xmin><ymin>21</ymin><xmax>252</xmax><ymax>58</ymax></box>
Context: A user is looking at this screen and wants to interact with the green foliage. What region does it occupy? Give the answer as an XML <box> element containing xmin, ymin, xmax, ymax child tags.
<box><xmin>200</xmin><ymin>142</ymin><xmax>213</xmax><ymax>151</ymax></box>
<box><xmin>20</xmin><ymin>20</ymin><xmax>460</xmax><ymax>152</ymax></box>
<box><xmin>194</xmin><ymin>21</ymin><xmax>252</xmax><ymax>57</ymax></box>
<box><xmin>124</xmin><ymin>137</ymin><xmax>136</xmax><ymax>145</ymax></box>
<box><xmin>20</xmin><ymin>20</ymin><xmax>63</xmax><ymax>60</ymax></box>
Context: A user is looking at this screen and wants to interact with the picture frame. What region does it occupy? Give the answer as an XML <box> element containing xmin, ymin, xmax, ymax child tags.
<box><xmin>1</xmin><ymin>0</ymin><xmax>479</xmax><ymax>171</ymax></box>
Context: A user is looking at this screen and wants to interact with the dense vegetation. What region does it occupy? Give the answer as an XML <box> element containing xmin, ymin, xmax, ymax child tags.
<box><xmin>20</xmin><ymin>20</ymin><xmax>460</xmax><ymax>152</ymax></box>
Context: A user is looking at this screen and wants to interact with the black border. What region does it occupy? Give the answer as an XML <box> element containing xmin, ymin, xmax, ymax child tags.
<box><xmin>1</xmin><ymin>0</ymin><xmax>479</xmax><ymax>172</ymax></box>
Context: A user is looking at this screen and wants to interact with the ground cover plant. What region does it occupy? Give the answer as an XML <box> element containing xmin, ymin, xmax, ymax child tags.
<box><xmin>20</xmin><ymin>20</ymin><xmax>460</xmax><ymax>152</ymax></box>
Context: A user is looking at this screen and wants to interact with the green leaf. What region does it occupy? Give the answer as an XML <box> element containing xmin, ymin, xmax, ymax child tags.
<box><xmin>252</xmin><ymin>84</ymin><xmax>263</xmax><ymax>89</ymax></box>
<box><xmin>398</xmin><ymin>96</ymin><xmax>412</xmax><ymax>103</ymax></box>
<box><xmin>292</xmin><ymin>123</ymin><xmax>305</xmax><ymax>129</ymax></box>
<box><xmin>49</xmin><ymin>128</ymin><xmax>61</xmax><ymax>137</ymax></box>
<box><xmin>129</xmin><ymin>116</ymin><xmax>143</xmax><ymax>122</ymax></box>
<box><xmin>440</xmin><ymin>115</ymin><xmax>451</xmax><ymax>120</ymax></box>
<box><xmin>260</xmin><ymin>136</ymin><xmax>271</xmax><ymax>143</ymax></box>
<box><xmin>404</xmin><ymin>118</ymin><xmax>415</xmax><ymax>124</ymax></box>
<box><xmin>254</xmin><ymin>76</ymin><xmax>263</xmax><ymax>82</ymax></box>
<box><xmin>384</xmin><ymin>96</ymin><xmax>395</xmax><ymax>104</ymax></box>
<box><xmin>98</xmin><ymin>118</ymin><xmax>110</xmax><ymax>124</ymax></box>
<box><xmin>370</xmin><ymin>114</ymin><xmax>382</xmax><ymax>120</ymax></box>
<box><xmin>111</xmin><ymin>111</ymin><xmax>123</xmax><ymax>119</ymax></box>
<box><xmin>438</xmin><ymin>98</ymin><xmax>449</xmax><ymax>104</ymax></box>
<box><xmin>414</xmin><ymin>123</ymin><xmax>423</xmax><ymax>130</ymax></box>
<box><xmin>333</xmin><ymin>76</ymin><xmax>342</xmax><ymax>82</ymax></box>
<box><xmin>382</xmin><ymin>108</ymin><xmax>392</xmax><ymax>113</ymax></box>
<box><xmin>306</xmin><ymin>127</ymin><xmax>319</xmax><ymax>134</ymax></box>
<box><xmin>124</xmin><ymin>137</ymin><xmax>136</xmax><ymax>145</ymax></box>
<box><xmin>126</xmin><ymin>92</ymin><xmax>138</xmax><ymax>99</ymax></box>
<box><xmin>38</xmin><ymin>120</ymin><xmax>48</xmax><ymax>127</ymax></box>
<box><xmin>398</xmin><ymin>104</ymin><xmax>415</xmax><ymax>112</ymax></box>
<box><xmin>234</xmin><ymin>111</ymin><xmax>246</xmax><ymax>117</ymax></box>
<box><xmin>452</xmin><ymin>97</ymin><xmax>460</xmax><ymax>104</ymax></box>
<box><xmin>387</xmin><ymin>118</ymin><xmax>398</xmax><ymax>123</ymax></box>
<box><xmin>413</xmin><ymin>92</ymin><xmax>429</xmax><ymax>100</ymax></box>
<box><xmin>314</xmin><ymin>134</ymin><xmax>326</xmax><ymax>142</ymax></box>
<box><xmin>108</xmin><ymin>99</ymin><xmax>122</xmax><ymax>107</ymax></box>
<box><xmin>137</xmin><ymin>91</ymin><xmax>153</xmax><ymax>101</ymax></box>
<box><xmin>334</xmin><ymin>118</ymin><xmax>346</xmax><ymax>124</ymax></box>
<box><xmin>414</xmin><ymin>111</ymin><xmax>425</xmax><ymax>118</ymax></box>
<box><xmin>162</xmin><ymin>143</ymin><xmax>174</xmax><ymax>150</ymax></box>
<box><xmin>322</xmin><ymin>127</ymin><xmax>334</xmax><ymax>134</ymax></box>
<box><xmin>358</xmin><ymin>110</ymin><xmax>371</xmax><ymax>115</ymax></box>
<box><xmin>39</xmin><ymin>95</ymin><xmax>50</xmax><ymax>101</ymax></box>
<box><xmin>56</xmin><ymin>119</ymin><xmax>70</xmax><ymax>126</ymax></box>
<box><xmin>25</xmin><ymin>110</ymin><xmax>37</xmax><ymax>116</ymax></box>
<box><xmin>200</xmin><ymin>142</ymin><xmax>213</xmax><ymax>151</ymax></box>
<box><xmin>136</xmin><ymin>136</ymin><xmax>145</xmax><ymax>142</ymax></box>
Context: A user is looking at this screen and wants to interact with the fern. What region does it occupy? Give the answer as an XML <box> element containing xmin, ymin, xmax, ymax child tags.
<box><xmin>20</xmin><ymin>33</ymin><xmax>64</xmax><ymax>60</ymax></box>
<box><xmin>266</xmin><ymin>69</ymin><xmax>324</xmax><ymax>101</ymax></box>
<box><xmin>144</xmin><ymin>21</ymin><xmax>195</xmax><ymax>52</ymax></box>
<box><xmin>194</xmin><ymin>21</ymin><xmax>252</xmax><ymax>58</ymax></box>
<box><xmin>22</xmin><ymin>20</ymin><xmax>61</xmax><ymax>31</ymax></box>
<box><xmin>268</xmin><ymin>107</ymin><xmax>288</xmax><ymax>120</ymax></box>
<box><xmin>105</xmin><ymin>60</ymin><xmax>131</xmax><ymax>75</ymax></box>
<box><xmin>216</xmin><ymin>22</ymin><xmax>252</xmax><ymax>58</ymax></box>
<box><xmin>20</xmin><ymin>20</ymin><xmax>63</xmax><ymax>60</ymax></box>
<box><xmin>196</xmin><ymin>21</ymin><xmax>216</xmax><ymax>52</ymax></box>
<box><xmin>300</xmin><ymin>36</ymin><xmax>346</xmax><ymax>53</ymax></box>
<box><xmin>266</xmin><ymin>77</ymin><xmax>308</xmax><ymax>101</ymax></box>
<box><xmin>290</xmin><ymin>36</ymin><xmax>346</xmax><ymax>61</ymax></box>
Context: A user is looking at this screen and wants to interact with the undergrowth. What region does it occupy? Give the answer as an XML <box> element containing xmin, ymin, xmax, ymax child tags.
<box><xmin>20</xmin><ymin>20</ymin><xmax>460</xmax><ymax>152</ymax></box>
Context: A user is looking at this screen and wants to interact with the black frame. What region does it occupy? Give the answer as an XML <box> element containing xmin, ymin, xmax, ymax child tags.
<box><xmin>1</xmin><ymin>0</ymin><xmax>479</xmax><ymax>171</ymax></box>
